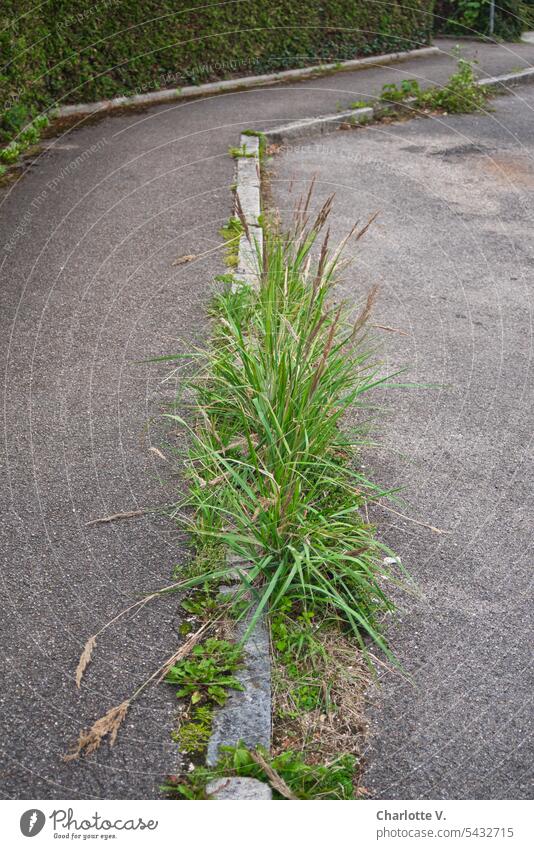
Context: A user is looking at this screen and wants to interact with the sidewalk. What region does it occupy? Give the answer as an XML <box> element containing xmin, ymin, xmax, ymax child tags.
<box><xmin>1</xmin><ymin>37</ymin><xmax>533</xmax><ymax>799</ymax></box>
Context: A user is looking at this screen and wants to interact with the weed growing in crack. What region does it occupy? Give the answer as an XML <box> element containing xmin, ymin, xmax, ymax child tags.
<box><xmin>228</xmin><ymin>142</ymin><xmax>255</xmax><ymax>158</ymax></box>
<box><xmin>172</xmin><ymin>705</ymin><xmax>214</xmax><ymax>754</ymax></box>
<box><xmin>167</xmin><ymin>192</ymin><xmax>403</xmax><ymax>659</ymax></box>
<box><xmin>219</xmin><ymin>216</ymin><xmax>243</xmax><ymax>268</ymax></box>
<box><xmin>162</xmin><ymin>742</ymin><xmax>357</xmax><ymax>799</ymax></box>
<box><xmin>165</xmin><ymin>637</ymin><xmax>244</xmax><ymax>707</ymax></box>
<box><xmin>380</xmin><ymin>56</ymin><xmax>488</xmax><ymax>114</ymax></box>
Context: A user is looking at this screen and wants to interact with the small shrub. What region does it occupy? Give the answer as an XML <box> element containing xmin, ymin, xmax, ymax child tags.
<box><xmin>19</xmin><ymin>124</ymin><xmax>40</xmax><ymax>148</ymax></box>
<box><xmin>380</xmin><ymin>57</ymin><xmax>488</xmax><ymax>115</ymax></box>
<box><xmin>420</xmin><ymin>57</ymin><xmax>487</xmax><ymax>113</ymax></box>
<box><xmin>0</xmin><ymin>142</ymin><xmax>21</xmax><ymax>164</ymax></box>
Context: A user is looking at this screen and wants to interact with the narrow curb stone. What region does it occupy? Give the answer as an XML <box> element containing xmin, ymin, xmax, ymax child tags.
<box><xmin>478</xmin><ymin>67</ymin><xmax>534</xmax><ymax>87</ymax></box>
<box><xmin>206</xmin><ymin>777</ymin><xmax>273</xmax><ymax>800</ymax></box>
<box><xmin>205</xmin><ymin>588</ymin><xmax>271</xmax><ymax>767</ymax></box>
<box><xmin>234</xmin><ymin>134</ymin><xmax>263</xmax><ymax>288</ymax></box>
<box><xmin>56</xmin><ymin>46</ymin><xmax>439</xmax><ymax>118</ymax></box>
<box><xmin>266</xmin><ymin>106</ymin><xmax>373</xmax><ymax>144</ymax></box>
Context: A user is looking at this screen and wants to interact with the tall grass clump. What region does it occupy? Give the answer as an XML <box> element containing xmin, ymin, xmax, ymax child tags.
<box><xmin>170</xmin><ymin>193</ymin><xmax>400</xmax><ymax>657</ymax></box>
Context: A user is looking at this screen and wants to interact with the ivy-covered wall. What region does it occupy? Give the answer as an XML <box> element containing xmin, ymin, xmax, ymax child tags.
<box><xmin>1</xmin><ymin>1</ymin><xmax>434</xmax><ymax>144</ymax></box>
<box><xmin>433</xmin><ymin>1</ymin><xmax>523</xmax><ymax>40</ymax></box>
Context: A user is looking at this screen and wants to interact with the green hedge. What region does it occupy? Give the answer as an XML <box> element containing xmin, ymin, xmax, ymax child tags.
<box><xmin>1</xmin><ymin>1</ymin><xmax>434</xmax><ymax>145</ymax></box>
<box><xmin>433</xmin><ymin>1</ymin><xmax>523</xmax><ymax>40</ymax></box>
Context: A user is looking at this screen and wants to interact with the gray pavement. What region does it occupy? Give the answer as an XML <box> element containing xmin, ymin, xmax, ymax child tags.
<box><xmin>269</xmin><ymin>86</ymin><xmax>534</xmax><ymax>800</ymax></box>
<box><xmin>1</xmin><ymin>38</ymin><xmax>533</xmax><ymax>799</ymax></box>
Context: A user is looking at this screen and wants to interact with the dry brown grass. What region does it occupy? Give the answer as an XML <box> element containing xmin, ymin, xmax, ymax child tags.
<box><xmin>64</xmin><ymin>700</ymin><xmax>130</xmax><ymax>761</ymax></box>
<box><xmin>271</xmin><ymin>623</ymin><xmax>372</xmax><ymax>794</ymax></box>
<box><xmin>66</xmin><ymin>621</ymin><xmax>216</xmax><ymax>760</ymax></box>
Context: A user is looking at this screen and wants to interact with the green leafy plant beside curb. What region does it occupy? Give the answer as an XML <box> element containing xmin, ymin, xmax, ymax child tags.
<box><xmin>380</xmin><ymin>56</ymin><xmax>489</xmax><ymax>114</ymax></box>
<box><xmin>165</xmin><ymin>630</ymin><xmax>243</xmax><ymax>759</ymax></box>
<box><xmin>172</xmin><ymin>705</ymin><xmax>214</xmax><ymax>754</ymax></box>
<box><xmin>228</xmin><ymin>143</ymin><xmax>255</xmax><ymax>159</ymax></box>
<box><xmin>0</xmin><ymin>142</ymin><xmax>22</xmax><ymax>164</ymax></box>
<box><xmin>219</xmin><ymin>217</ymin><xmax>244</xmax><ymax>268</ymax></box>
<box><xmin>0</xmin><ymin>114</ymin><xmax>51</xmax><ymax>167</ymax></box>
<box><xmin>166</xmin><ymin>638</ymin><xmax>244</xmax><ymax>707</ymax></box>
<box><xmin>162</xmin><ymin>743</ymin><xmax>357</xmax><ymax>799</ymax></box>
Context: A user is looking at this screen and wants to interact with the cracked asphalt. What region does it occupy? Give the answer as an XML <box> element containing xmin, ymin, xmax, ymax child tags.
<box><xmin>1</xmin><ymin>38</ymin><xmax>533</xmax><ymax>799</ymax></box>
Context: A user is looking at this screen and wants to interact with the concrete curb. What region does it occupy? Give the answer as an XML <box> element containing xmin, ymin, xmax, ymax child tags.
<box><xmin>258</xmin><ymin>67</ymin><xmax>534</xmax><ymax>147</ymax></box>
<box><xmin>56</xmin><ymin>46</ymin><xmax>439</xmax><ymax>118</ymax></box>
<box><xmin>266</xmin><ymin>106</ymin><xmax>373</xmax><ymax>144</ymax></box>
<box><xmin>234</xmin><ymin>134</ymin><xmax>263</xmax><ymax>288</ymax></box>
<box><xmin>206</xmin><ymin>585</ymin><xmax>271</xmax><ymax>768</ymax></box>
<box><xmin>202</xmin><ymin>135</ymin><xmax>273</xmax><ymax>799</ymax></box>
<box><xmin>478</xmin><ymin>67</ymin><xmax>534</xmax><ymax>88</ymax></box>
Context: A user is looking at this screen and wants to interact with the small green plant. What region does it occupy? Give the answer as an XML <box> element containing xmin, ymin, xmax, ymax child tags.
<box><xmin>0</xmin><ymin>113</ymin><xmax>50</xmax><ymax>166</ymax></box>
<box><xmin>165</xmin><ymin>638</ymin><xmax>243</xmax><ymax>706</ymax></box>
<box><xmin>162</xmin><ymin>743</ymin><xmax>358</xmax><ymax>799</ymax></box>
<box><xmin>271</xmin><ymin>606</ymin><xmax>324</xmax><ymax>673</ymax></box>
<box><xmin>379</xmin><ymin>58</ymin><xmax>488</xmax><ymax>115</ymax></box>
<box><xmin>19</xmin><ymin>124</ymin><xmax>40</xmax><ymax>148</ymax></box>
<box><xmin>228</xmin><ymin>142</ymin><xmax>254</xmax><ymax>159</ymax></box>
<box><xmin>181</xmin><ymin>584</ymin><xmax>224</xmax><ymax>620</ymax></box>
<box><xmin>32</xmin><ymin>113</ymin><xmax>50</xmax><ymax>131</ymax></box>
<box><xmin>0</xmin><ymin>164</ymin><xmax>6</xmax><ymax>178</ymax></box>
<box><xmin>380</xmin><ymin>79</ymin><xmax>422</xmax><ymax>103</ymax></box>
<box><xmin>349</xmin><ymin>100</ymin><xmax>369</xmax><ymax>109</ymax></box>
<box><xmin>242</xmin><ymin>130</ymin><xmax>267</xmax><ymax>163</ymax></box>
<box><xmin>172</xmin><ymin>705</ymin><xmax>213</xmax><ymax>753</ymax></box>
<box><xmin>420</xmin><ymin>57</ymin><xmax>487</xmax><ymax>113</ymax></box>
<box><xmin>0</xmin><ymin>142</ymin><xmax>21</xmax><ymax>164</ymax></box>
<box><xmin>219</xmin><ymin>216</ymin><xmax>243</xmax><ymax>267</ymax></box>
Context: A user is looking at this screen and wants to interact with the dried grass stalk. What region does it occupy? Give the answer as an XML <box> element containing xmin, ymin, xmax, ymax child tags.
<box><xmin>352</xmin><ymin>283</ymin><xmax>379</xmax><ymax>336</ymax></box>
<box><xmin>86</xmin><ymin>508</ymin><xmax>149</xmax><ymax>526</ymax></box>
<box><xmin>66</xmin><ymin>621</ymin><xmax>216</xmax><ymax>761</ymax></box>
<box><xmin>234</xmin><ymin>192</ymin><xmax>251</xmax><ymax>242</ymax></box>
<box><xmin>64</xmin><ymin>700</ymin><xmax>130</xmax><ymax>761</ymax></box>
<box><xmin>156</xmin><ymin>621</ymin><xmax>212</xmax><ymax>683</ymax></box>
<box><xmin>249</xmin><ymin>749</ymin><xmax>298</xmax><ymax>800</ymax></box>
<box><xmin>75</xmin><ymin>636</ymin><xmax>96</xmax><ymax>689</ymax></box>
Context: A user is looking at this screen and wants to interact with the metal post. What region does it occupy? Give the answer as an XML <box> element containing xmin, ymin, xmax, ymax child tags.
<box><xmin>489</xmin><ymin>0</ymin><xmax>495</xmax><ymax>36</ymax></box>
